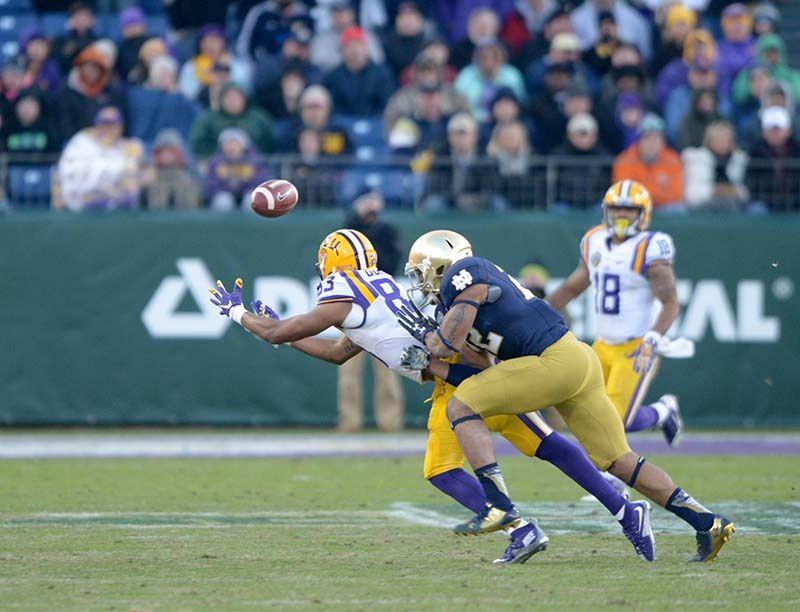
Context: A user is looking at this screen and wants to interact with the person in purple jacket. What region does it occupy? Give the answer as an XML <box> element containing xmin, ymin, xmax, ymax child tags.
<box><xmin>716</xmin><ymin>4</ymin><xmax>755</xmax><ymax>97</ymax></box>
<box><xmin>18</xmin><ymin>28</ymin><xmax>62</xmax><ymax>98</ymax></box>
<box><xmin>204</xmin><ymin>128</ymin><xmax>269</xmax><ymax>212</ymax></box>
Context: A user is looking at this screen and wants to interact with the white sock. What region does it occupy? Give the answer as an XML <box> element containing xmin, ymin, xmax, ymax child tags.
<box><xmin>652</xmin><ymin>401</ymin><xmax>671</xmax><ymax>426</ymax></box>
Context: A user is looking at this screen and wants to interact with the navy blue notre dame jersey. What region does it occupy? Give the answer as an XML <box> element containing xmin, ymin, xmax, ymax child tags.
<box><xmin>439</xmin><ymin>256</ymin><xmax>568</xmax><ymax>360</ymax></box>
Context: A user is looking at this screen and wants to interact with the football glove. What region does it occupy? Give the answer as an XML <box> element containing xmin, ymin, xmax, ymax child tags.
<box><xmin>400</xmin><ymin>345</ymin><xmax>431</xmax><ymax>371</ymax></box>
<box><xmin>209</xmin><ymin>278</ymin><xmax>243</xmax><ymax>317</ymax></box>
<box><xmin>396</xmin><ymin>300</ymin><xmax>439</xmax><ymax>344</ymax></box>
<box><xmin>251</xmin><ymin>300</ymin><xmax>280</xmax><ymax>320</ymax></box>
<box><xmin>629</xmin><ymin>331</ymin><xmax>662</xmax><ymax>373</ymax></box>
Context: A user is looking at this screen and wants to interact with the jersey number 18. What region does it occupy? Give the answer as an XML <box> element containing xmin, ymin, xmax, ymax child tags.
<box><xmin>594</xmin><ymin>272</ymin><xmax>620</xmax><ymax>315</ymax></box>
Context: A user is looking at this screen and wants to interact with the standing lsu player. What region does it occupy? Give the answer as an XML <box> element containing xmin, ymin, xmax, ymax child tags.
<box><xmin>396</xmin><ymin>230</ymin><xmax>734</xmax><ymax>562</ymax></box>
<box><xmin>208</xmin><ymin>228</ymin><xmax>654</xmax><ymax>564</ymax></box>
<box><xmin>547</xmin><ymin>180</ymin><xmax>684</xmax><ymax>447</ymax></box>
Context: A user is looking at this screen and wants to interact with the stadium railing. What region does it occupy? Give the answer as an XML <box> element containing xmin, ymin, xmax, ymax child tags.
<box><xmin>2</xmin><ymin>153</ymin><xmax>799</xmax><ymax>213</ymax></box>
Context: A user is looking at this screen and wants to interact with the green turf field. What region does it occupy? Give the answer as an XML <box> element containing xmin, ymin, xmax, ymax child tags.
<box><xmin>1</xmin><ymin>455</ymin><xmax>798</xmax><ymax>611</ymax></box>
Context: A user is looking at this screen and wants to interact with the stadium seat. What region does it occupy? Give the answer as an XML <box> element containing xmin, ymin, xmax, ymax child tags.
<box><xmin>337</xmin><ymin>166</ymin><xmax>414</xmax><ymax>208</ymax></box>
<box><xmin>7</xmin><ymin>165</ymin><xmax>53</xmax><ymax>208</ymax></box>
<box><xmin>333</xmin><ymin>115</ymin><xmax>385</xmax><ymax>149</ymax></box>
<box><xmin>1</xmin><ymin>40</ymin><xmax>19</xmax><ymax>62</ymax></box>
<box><xmin>40</xmin><ymin>12</ymin><xmax>67</xmax><ymax>37</ymax></box>
<box><xmin>0</xmin><ymin>15</ymin><xmax>38</xmax><ymax>42</ymax></box>
<box><xmin>0</xmin><ymin>0</ymin><xmax>34</xmax><ymax>14</ymax></box>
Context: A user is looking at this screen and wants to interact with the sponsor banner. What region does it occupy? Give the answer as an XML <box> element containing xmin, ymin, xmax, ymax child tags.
<box><xmin>1</xmin><ymin>211</ymin><xmax>797</xmax><ymax>426</ymax></box>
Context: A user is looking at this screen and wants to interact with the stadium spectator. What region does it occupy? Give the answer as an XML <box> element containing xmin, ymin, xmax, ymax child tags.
<box><xmin>598</xmin><ymin>42</ymin><xmax>651</xmax><ymax>109</ymax></box>
<box><xmin>384</xmin><ymin>55</ymin><xmax>469</xmax><ymax>136</ymax></box>
<box><xmin>116</xmin><ymin>7</ymin><xmax>150</xmax><ymax>82</ymax></box>
<box><xmin>189</xmin><ymin>83</ymin><xmax>273</xmax><ymax>159</ymax></box>
<box><xmin>526</xmin><ymin>31</ymin><xmax>599</xmax><ymax>98</ymax></box>
<box><xmin>655</xmin><ymin>29</ymin><xmax>717</xmax><ymax>108</ymax></box>
<box><xmin>290</xmin><ymin>128</ymin><xmax>337</xmax><ymax>205</ymax></box>
<box><xmin>752</xmin><ymin>2</ymin><xmax>780</xmax><ymax>37</ymax></box>
<box><xmin>324</xmin><ymin>27</ymin><xmax>395</xmax><ymax>115</ymax></box>
<box><xmin>571</xmin><ymin>0</ymin><xmax>652</xmax><ymax>62</ymax></box>
<box><xmin>163</xmin><ymin>0</ymin><xmax>231</xmax><ymax>31</ymax></box>
<box><xmin>513</xmin><ymin>7</ymin><xmax>572</xmax><ymax>69</ymax></box>
<box><xmin>1</xmin><ymin>88</ymin><xmax>60</xmax><ymax>153</ymax></box>
<box><xmin>487</xmin><ymin>119</ymin><xmax>532</xmax><ymax>208</ymax></box>
<box><xmin>126</xmin><ymin>56</ymin><xmax>199</xmax><ymax>145</ymax></box>
<box><xmin>421</xmin><ymin>112</ymin><xmax>502</xmax><ymax>212</ymax></box>
<box><xmin>449</xmin><ymin>6</ymin><xmax>502</xmax><ymax>69</ymax></box>
<box><xmin>528</xmin><ymin>62</ymin><xmax>574</xmax><ymax>153</ymax></box>
<box><xmin>581</xmin><ymin>10</ymin><xmax>620</xmax><ymax>79</ymax></box>
<box><xmin>552</xmin><ymin>112</ymin><xmax>611</xmax><ymax>208</ymax></box>
<box><xmin>613</xmin><ymin>113</ymin><xmax>684</xmax><ymax>210</ymax></box>
<box><xmin>500</xmin><ymin>0</ymin><xmax>560</xmax><ymax>57</ymax></box>
<box><xmin>652</xmin><ymin>4</ymin><xmax>697</xmax><ymax>75</ymax></box>
<box><xmin>454</xmin><ymin>38</ymin><xmax>525</xmax><ymax>123</ymax></box>
<box><xmin>236</xmin><ymin>0</ymin><xmax>314</xmax><ymax>62</ymax></box>
<box><xmin>682</xmin><ymin>120</ymin><xmax>749</xmax><ymax>210</ymax></box>
<box><xmin>54</xmin><ymin>105</ymin><xmax>145</xmax><ymax>211</ymax></box>
<box><xmin>664</xmin><ymin>62</ymin><xmax>730</xmax><ymax>146</ymax></box>
<box><xmin>252</xmin><ymin>31</ymin><xmax>321</xmax><ymax>102</ymax></box>
<box><xmin>145</xmin><ymin>129</ymin><xmax>201</xmax><ymax>210</ymax></box>
<box><xmin>738</xmin><ymin>81</ymin><xmax>800</xmax><ymax>151</ymax></box>
<box><xmin>179</xmin><ymin>25</ymin><xmax>251</xmax><ymax>103</ymax></box>
<box><xmin>733</xmin><ymin>34</ymin><xmax>800</xmax><ymax>107</ymax></box>
<box><xmin>479</xmin><ymin>87</ymin><xmax>526</xmax><ymax>147</ymax></box>
<box><xmin>310</xmin><ymin>0</ymin><xmax>385</xmax><ymax>72</ymax></box>
<box><xmin>382</xmin><ymin>2</ymin><xmax>433</xmax><ymax>79</ymax></box>
<box><xmin>716</xmin><ymin>4</ymin><xmax>755</xmax><ymax>96</ymax></box>
<box><xmin>204</xmin><ymin>128</ymin><xmax>267</xmax><ymax>212</ymax></box>
<box><xmin>338</xmin><ymin>190</ymin><xmax>404</xmax><ymax>432</ymax></box>
<box><xmin>387</xmin><ymin>116</ymin><xmax>422</xmax><ymax>154</ymax></box>
<box><xmin>288</xmin><ymin>85</ymin><xmax>350</xmax><ymax>155</ymax></box>
<box><xmin>732</xmin><ymin>64</ymin><xmax>772</xmax><ymax>137</ymax></box>
<box><xmin>613</xmin><ymin>91</ymin><xmax>646</xmax><ymax>150</ymax></box>
<box><xmin>57</xmin><ymin>40</ymin><xmax>123</xmax><ymax>142</ymax></box>
<box><xmin>0</xmin><ymin>57</ymin><xmax>26</xmax><ymax>112</ymax></box>
<box><xmin>675</xmin><ymin>88</ymin><xmax>723</xmax><ymax>150</ymax></box>
<box><xmin>398</xmin><ymin>39</ymin><xmax>458</xmax><ymax>87</ymax></box>
<box><xmin>18</xmin><ymin>28</ymin><xmax>62</xmax><ymax>97</ymax></box>
<box><xmin>125</xmin><ymin>37</ymin><xmax>169</xmax><ymax>86</ymax></box>
<box><xmin>746</xmin><ymin>105</ymin><xmax>800</xmax><ymax>212</ymax></box>
<box><xmin>256</xmin><ymin>63</ymin><xmax>306</xmax><ymax>120</ymax></box>
<box><xmin>52</xmin><ymin>1</ymin><xmax>98</xmax><ymax>75</ymax></box>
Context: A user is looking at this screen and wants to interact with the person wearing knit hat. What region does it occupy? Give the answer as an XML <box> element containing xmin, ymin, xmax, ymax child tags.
<box><xmin>717</xmin><ymin>3</ymin><xmax>755</xmax><ymax>95</ymax></box>
<box><xmin>323</xmin><ymin>25</ymin><xmax>395</xmax><ymax>115</ymax></box>
<box><xmin>117</xmin><ymin>6</ymin><xmax>149</xmax><ymax>81</ymax></box>
<box><xmin>51</xmin><ymin>1</ymin><xmax>98</xmax><ymax>75</ymax></box>
<box><xmin>57</xmin><ymin>39</ymin><xmax>124</xmax><ymax>141</ymax></box>
<box><xmin>655</xmin><ymin>29</ymin><xmax>716</xmax><ymax>107</ymax></box>
<box><xmin>18</xmin><ymin>27</ymin><xmax>62</xmax><ymax>96</ymax></box>
<box><xmin>733</xmin><ymin>34</ymin><xmax>800</xmax><ymax>106</ymax></box>
<box><xmin>205</xmin><ymin>125</ymin><xmax>269</xmax><ymax>212</ymax></box>
<box><xmin>652</xmin><ymin>4</ymin><xmax>697</xmax><ymax>75</ymax></box>
<box><xmin>179</xmin><ymin>24</ymin><xmax>251</xmax><ymax>103</ymax></box>
<box><xmin>753</xmin><ymin>2</ymin><xmax>780</xmax><ymax>37</ymax></box>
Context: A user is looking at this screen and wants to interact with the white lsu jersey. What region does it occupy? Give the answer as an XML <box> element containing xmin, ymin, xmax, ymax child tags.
<box><xmin>316</xmin><ymin>268</ymin><xmax>425</xmax><ymax>382</ymax></box>
<box><xmin>580</xmin><ymin>225</ymin><xmax>676</xmax><ymax>343</ymax></box>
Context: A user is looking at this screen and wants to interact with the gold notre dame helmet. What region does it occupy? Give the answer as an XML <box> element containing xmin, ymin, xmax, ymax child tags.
<box><xmin>317</xmin><ymin>229</ymin><xmax>378</xmax><ymax>279</ymax></box>
<box><xmin>405</xmin><ymin>230</ymin><xmax>473</xmax><ymax>304</ymax></box>
<box><xmin>602</xmin><ymin>179</ymin><xmax>653</xmax><ymax>240</ymax></box>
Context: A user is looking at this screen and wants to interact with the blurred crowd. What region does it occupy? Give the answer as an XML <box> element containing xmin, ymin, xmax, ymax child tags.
<box><xmin>1</xmin><ymin>0</ymin><xmax>799</xmax><ymax>212</ymax></box>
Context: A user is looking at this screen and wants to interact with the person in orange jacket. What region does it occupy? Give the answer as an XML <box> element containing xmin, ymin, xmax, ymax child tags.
<box><xmin>612</xmin><ymin>113</ymin><xmax>684</xmax><ymax>210</ymax></box>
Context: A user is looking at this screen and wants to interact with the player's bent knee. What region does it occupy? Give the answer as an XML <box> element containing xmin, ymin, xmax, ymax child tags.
<box><xmin>445</xmin><ymin>396</ymin><xmax>472</xmax><ymax>421</ymax></box>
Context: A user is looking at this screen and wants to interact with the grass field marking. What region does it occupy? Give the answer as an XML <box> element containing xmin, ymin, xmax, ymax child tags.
<box><xmin>1</xmin><ymin>501</ymin><xmax>798</xmax><ymax>534</ymax></box>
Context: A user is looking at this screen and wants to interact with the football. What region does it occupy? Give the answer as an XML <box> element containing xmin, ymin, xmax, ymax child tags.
<box><xmin>250</xmin><ymin>179</ymin><xmax>299</xmax><ymax>217</ymax></box>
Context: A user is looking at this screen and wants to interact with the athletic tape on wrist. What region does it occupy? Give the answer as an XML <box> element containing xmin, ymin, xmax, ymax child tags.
<box><xmin>230</xmin><ymin>305</ymin><xmax>246</xmax><ymax>326</ymax></box>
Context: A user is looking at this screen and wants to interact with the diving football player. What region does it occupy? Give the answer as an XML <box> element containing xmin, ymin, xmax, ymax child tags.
<box><xmin>397</xmin><ymin>230</ymin><xmax>734</xmax><ymax>562</ymax></box>
<box><xmin>208</xmin><ymin>228</ymin><xmax>652</xmax><ymax>563</ymax></box>
<box><xmin>548</xmin><ymin>180</ymin><xmax>683</xmax><ymax>447</ymax></box>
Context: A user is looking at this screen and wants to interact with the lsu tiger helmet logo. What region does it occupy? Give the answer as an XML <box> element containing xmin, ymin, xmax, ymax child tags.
<box><xmin>317</xmin><ymin>229</ymin><xmax>378</xmax><ymax>279</ymax></box>
<box><xmin>602</xmin><ymin>180</ymin><xmax>653</xmax><ymax>240</ymax></box>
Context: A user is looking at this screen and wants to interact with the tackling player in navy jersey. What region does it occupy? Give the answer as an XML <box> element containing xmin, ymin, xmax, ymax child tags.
<box><xmin>398</xmin><ymin>230</ymin><xmax>734</xmax><ymax>563</ymax></box>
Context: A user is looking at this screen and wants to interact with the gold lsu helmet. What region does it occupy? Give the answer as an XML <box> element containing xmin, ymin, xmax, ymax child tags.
<box><xmin>405</xmin><ymin>230</ymin><xmax>473</xmax><ymax>304</ymax></box>
<box><xmin>317</xmin><ymin>229</ymin><xmax>378</xmax><ymax>279</ymax></box>
<box><xmin>602</xmin><ymin>179</ymin><xmax>653</xmax><ymax>240</ymax></box>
